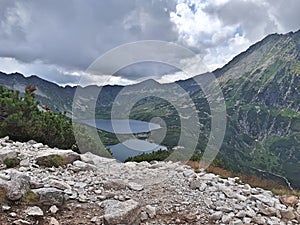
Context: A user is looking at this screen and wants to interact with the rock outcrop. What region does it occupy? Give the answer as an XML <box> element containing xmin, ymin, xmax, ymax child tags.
<box><xmin>0</xmin><ymin>137</ymin><xmax>299</xmax><ymax>225</ymax></box>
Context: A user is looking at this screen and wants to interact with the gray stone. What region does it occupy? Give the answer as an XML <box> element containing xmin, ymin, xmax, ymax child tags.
<box><xmin>183</xmin><ymin>170</ymin><xmax>195</xmax><ymax>178</ymax></box>
<box><xmin>73</xmin><ymin>160</ymin><xmax>97</xmax><ymax>171</ymax></box>
<box><xmin>141</xmin><ymin>211</ymin><xmax>148</xmax><ymax>221</ymax></box>
<box><xmin>280</xmin><ymin>195</ymin><xmax>299</xmax><ymax>206</ymax></box>
<box><xmin>0</xmin><ymin>149</ymin><xmax>17</xmax><ymax>163</ymax></box>
<box><xmin>216</xmin><ymin>206</ymin><xmax>233</xmax><ymax>213</ymax></box>
<box><xmin>103</xmin><ymin>199</ymin><xmax>140</xmax><ymax>225</ymax></box>
<box><xmin>2</xmin><ymin>205</ymin><xmax>11</xmax><ymax>211</ymax></box>
<box><xmin>20</xmin><ymin>159</ymin><xmax>30</xmax><ymax>167</ymax></box>
<box><xmin>32</xmin><ymin>188</ymin><xmax>64</xmax><ymax>206</ymax></box>
<box><xmin>221</xmin><ymin>212</ymin><xmax>235</xmax><ymax>223</ymax></box>
<box><xmin>260</xmin><ymin>207</ymin><xmax>277</xmax><ymax>216</ymax></box>
<box><xmin>229</xmin><ymin>219</ymin><xmax>243</xmax><ymax>225</ymax></box>
<box><xmin>190</xmin><ymin>179</ymin><xmax>207</xmax><ymax>191</ymax></box>
<box><xmin>236</xmin><ymin>210</ymin><xmax>246</xmax><ymax>218</ymax></box>
<box><xmin>280</xmin><ymin>207</ymin><xmax>296</xmax><ymax>220</ymax></box>
<box><xmin>103</xmin><ymin>179</ymin><xmax>126</xmax><ymax>190</ymax></box>
<box><xmin>49</xmin><ymin>217</ymin><xmax>60</xmax><ymax>225</ymax></box>
<box><xmin>25</xmin><ymin>206</ymin><xmax>44</xmax><ymax>216</ymax></box>
<box><xmin>29</xmin><ymin>178</ymin><xmax>44</xmax><ymax>189</ymax></box>
<box><xmin>252</xmin><ymin>216</ymin><xmax>266</xmax><ymax>225</ymax></box>
<box><xmin>3</xmin><ymin>173</ymin><xmax>31</xmax><ymax>201</ymax></box>
<box><xmin>27</xmin><ymin>140</ymin><xmax>37</xmax><ymax>145</ymax></box>
<box><xmin>9</xmin><ymin>212</ymin><xmax>17</xmax><ymax>217</ymax></box>
<box><xmin>210</xmin><ymin>211</ymin><xmax>223</xmax><ymax>220</ymax></box>
<box><xmin>128</xmin><ymin>182</ymin><xmax>144</xmax><ymax>191</ymax></box>
<box><xmin>49</xmin><ymin>205</ymin><xmax>59</xmax><ymax>214</ymax></box>
<box><xmin>33</xmin><ymin>143</ymin><xmax>44</xmax><ymax>149</ymax></box>
<box><xmin>80</xmin><ymin>152</ymin><xmax>117</xmax><ymax>166</ymax></box>
<box><xmin>12</xmin><ymin>219</ymin><xmax>31</xmax><ymax>225</ymax></box>
<box><xmin>145</xmin><ymin>205</ymin><xmax>156</xmax><ymax>218</ymax></box>
<box><xmin>243</xmin><ymin>217</ymin><xmax>252</xmax><ymax>224</ymax></box>
<box><xmin>251</xmin><ymin>194</ymin><xmax>275</xmax><ymax>207</ymax></box>
<box><xmin>74</xmin><ymin>182</ymin><xmax>88</xmax><ymax>189</ymax></box>
<box><xmin>0</xmin><ymin>173</ymin><xmax>10</xmax><ymax>180</ymax></box>
<box><xmin>49</xmin><ymin>179</ymin><xmax>71</xmax><ymax>190</ymax></box>
<box><xmin>91</xmin><ymin>216</ymin><xmax>101</xmax><ymax>224</ymax></box>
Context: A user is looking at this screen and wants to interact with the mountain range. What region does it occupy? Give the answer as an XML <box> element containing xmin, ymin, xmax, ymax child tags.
<box><xmin>0</xmin><ymin>30</ymin><xmax>299</xmax><ymax>188</ymax></box>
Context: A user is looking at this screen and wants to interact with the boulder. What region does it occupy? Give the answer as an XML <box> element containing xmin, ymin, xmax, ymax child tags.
<box><xmin>189</xmin><ymin>179</ymin><xmax>207</xmax><ymax>191</ymax></box>
<box><xmin>80</xmin><ymin>152</ymin><xmax>117</xmax><ymax>166</ymax></box>
<box><xmin>49</xmin><ymin>205</ymin><xmax>59</xmax><ymax>214</ymax></box>
<box><xmin>0</xmin><ymin>149</ymin><xmax>18</xmax><ymax>163</ymax></box>
<box><xmin>0</xmin><ymin>172</ymin><xmax>31</xmax><ymax>201</ymax></box>
<box><xmin>280</xmin><ymin>207</ymin><xmax>296</xmax><ymax>220</ymax></box>
<box><xmin>145</xmin><ymin>205</ymin><xmax>156</xmax><ymax>218</ymax></box>
<box><xmin>49</xmin><ymin>179</ymin><xmax>72</xmax><ymax>190</ymax></box>
<box><xmin>103</xmin><ymin>199</ymin><xmax>140</xmax><ymax>225</ymax></box>
<box><xmin>279</xmin><ymin>195</ymin><xmax>299</xmax><ymax>206</ymax></box>
<box><xmin>210</xmin><ymin>211</ymin><xmax>223</xmax><ymax>221</ymax></box>
<box><xmin>103</xmin><ymin>179</ymin><xmax>126</xmax><ymax>190</ymax></box>
<box><xmin>25</xmin><ymin>206</ymin><xmax>44</xmax><ymax>216</ymax></box>
<box><xmin>127</xmin><ymin>182</ymin><xmax>144</xmax><ymax>191</ymax></box>
<box><xmin>32</xmin><ymin>188</ymin><xmax>64</xmax><ymax>206</ymax></box>
<box><xmin>36</xmin><ymin>149</ymin><xmax>80</xmax><ymax>165</ymax></box>
<box><xmin>72</xmin><ymin>160</ymin><xmax>97</xmax><ymax>171</ymax></box>
<box><xmin>49</xmin><ymin>217</ymin><xmax>60</xmax><ymax>225</ymax></box>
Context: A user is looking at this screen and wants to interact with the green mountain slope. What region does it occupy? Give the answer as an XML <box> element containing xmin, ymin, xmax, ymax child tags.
<box><xmin>0</xmin><ymin>30</ymin><xmax>299</xmax><ymax>188</ymax></box>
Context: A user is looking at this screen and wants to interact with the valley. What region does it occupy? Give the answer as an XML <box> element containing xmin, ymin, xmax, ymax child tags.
<box><xmin>0</xmin><ymin>30</ymin><xmax>299</xmax><ymax>189</ymax></box>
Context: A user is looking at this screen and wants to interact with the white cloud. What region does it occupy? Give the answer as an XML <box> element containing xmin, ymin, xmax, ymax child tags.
<box><xmin>0</xmin><ymin>0</ymin><xmax>299</xmax><ymax>85</ymax></box>
<box><xmin>168</xmin><ymin>0</ymin><xmax>299</xmax><ymax>73</ymax></box>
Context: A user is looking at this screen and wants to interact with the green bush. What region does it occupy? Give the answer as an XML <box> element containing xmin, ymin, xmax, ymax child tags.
<box><xmin>3</xmin><ymin>157</ymin><xmax>20</xmax><ymax>168</ymax></box>
<box><xmin>22</xmin><ymin>189</ymin><xmax>40</xmax><ymax>205</ymax></box>
<box><xmin>0</xmin><ymin>86</ymin><xmax>75</xmax><ymax>149</ymax></box>
<box><xmin>36</xmin><ymin>154</ymin><xmax>66</xmax><ymax>167</ymax></box>
<box><xmin>125</xmin><ymin>149</ymin><xmax>173</xmax><ymax>162</ymax></box>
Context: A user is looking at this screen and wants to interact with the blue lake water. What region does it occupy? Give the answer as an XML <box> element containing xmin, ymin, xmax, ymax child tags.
<box><xmin>79</xmin><ymin>119</ymin><xmax>161</xmax><ymax>134</ymax></box>
<box><xmin>108</xmin><ymin>139</ymin><xmax>167</xmax><ymax>162</ymax></box>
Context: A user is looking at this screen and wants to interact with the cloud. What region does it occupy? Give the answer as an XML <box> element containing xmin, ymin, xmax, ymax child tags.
<box><xmin>168</xmin><ymin>0</ymin><xmax>299</xmax><ymax>72</ymax></box>
<box><xmin>0</xmin><ymin>0</ymin><xmax>299</xmax><ymax>85</ymax></box>
<box><xmin>0</xmin><ymin>0</ymin><xmax>177</xmax><ymax>70</ymax></box>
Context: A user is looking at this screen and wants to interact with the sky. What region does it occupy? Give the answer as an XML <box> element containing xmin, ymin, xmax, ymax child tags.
<box><xmin>0</xmin><ymin>0</ymin><xmax>299</xmax><ymax>86</ymax></box>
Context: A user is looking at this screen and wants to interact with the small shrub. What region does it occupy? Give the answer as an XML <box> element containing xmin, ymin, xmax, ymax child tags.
<box><xmin>3</xmin><ymin>157</ymin><xmax>20</xmax><ymax>168</ymax></box>
<box><xmin>36</xmin><ymin>154</ymin><xmax>66</xmax><ymax>167</ymax></box>
<box><xmin>22</xmin><ymin>190</ymin><xmax>40</xmax><ymax>205</ymax></box>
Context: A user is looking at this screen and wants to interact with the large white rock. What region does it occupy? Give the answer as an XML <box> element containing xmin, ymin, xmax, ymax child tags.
<box><xmin>32</xmin><ymin>188</ymin><xmax>64</xmax><ymax>206</ymax></box>
<box><xmin>103</xmin><ymin>199</ymin><xmax>140</xmax><ymax>225</ymax></box>
<box><xmin>80</xmin><ymin>152</ymin><xmax>116</xmax><ymax>165</ymax></box>
<box><xmin>25</xmin><ymin>206</ymin><xmax>44</xmax><ymax>216</ymax></box>
<box><xmin>0</xmin><ymin>172</ymin><xmax>31</xmax><ymax>201</ymax></box>
<box><xmin>0</xmin><ymin>149</ymin><xmax>18</xmax><ymax>163</ymax></box>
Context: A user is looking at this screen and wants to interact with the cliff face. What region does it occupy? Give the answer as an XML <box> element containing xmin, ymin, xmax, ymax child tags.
<box><xmin>213</xmin><ymin>30</ymin><xmax>300</xmax><ymax>188</ymax></box>
<box><xmin>0</xmin><ymin>137</ymin><xmax>299</xmax><ymax>224</ymax></box>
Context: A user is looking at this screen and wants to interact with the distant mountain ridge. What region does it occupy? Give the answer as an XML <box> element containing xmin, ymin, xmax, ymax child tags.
<box><xmin>0</xmin><ymin>29</ymin><xmax>299</xmax><ymax>188</ymax></box>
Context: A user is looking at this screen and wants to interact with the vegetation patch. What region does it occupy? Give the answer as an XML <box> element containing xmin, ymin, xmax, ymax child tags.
<box><xmin>125</xmin><ymin>149</ymin><xmax>173</xmax><ymax>162</ymax></box>
<box><xmin>3</xmin><ymin>157</ymin><xmax>20</xmax><ymax>168</ymax></box>
<box><xmin>21</xmin><ymin>189</ymin><xmax>40</xmax><ymax>205</ymax></box>
<box><xmin>36</xmin><ymin>154</ymin><xmax>66</xmax><ymax>168</ymax></box>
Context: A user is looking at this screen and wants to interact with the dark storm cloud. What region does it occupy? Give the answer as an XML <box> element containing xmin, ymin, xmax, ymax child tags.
<box><xmin>0</xmin><ymin>0</ymin><xmax>299</xmax><ymax>85</ymax></box>
<box><xmin>0</xmin><ymin>0</ymin><xmax>178</xmax><ymax>70</ymax></box>
<box><xmin>114</xmin><ymin>62</ymin><xmax>180</xmax><ymax>80</ymax></box>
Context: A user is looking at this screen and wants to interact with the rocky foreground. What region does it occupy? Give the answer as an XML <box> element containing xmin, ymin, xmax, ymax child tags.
<box><xmin>0</xmin><ymin>137</ymin><xmax>299</xmax><ymax>225</ymax></box>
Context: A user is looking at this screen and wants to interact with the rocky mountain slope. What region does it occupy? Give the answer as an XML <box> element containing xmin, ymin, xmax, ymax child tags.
<box><xmin>0</xmin><ymin>137</ymin><xmax>300</xmax><ymax>225</ymax></box>
<box><xmin>0</xmin><ymin>30</ymin><xmax>299</xmax><ymax>189</ymax></box>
